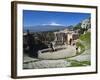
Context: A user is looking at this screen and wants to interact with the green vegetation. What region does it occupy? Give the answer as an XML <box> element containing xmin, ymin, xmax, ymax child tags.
<box><xmin>34</xmin><ymin>31</ymin><xmax>55</xmax><ymax>43</ymax></box>
<box><xmin>79</xmin><ymin>32</ymin><xmax>91</xmax><ymax>49</ymax></box>
<box><xmin>73</xmin><ymin>23</ymin><xmax>81</xmax><ymax>30</ymax></box>
<box><xmin>70</xmin><ymin>60</ymin><xmax>91</xmax><ymax>67</ymax></box>
<box><xmin>75</xmin><ymin>32</ymin><xmax>91</xmax><ymax>54</ymax></box>
<box><xmin>73</xmin><ymin>22</ymin><xmax>89</xmax><ymax>34</ymax></box>
<box><xmin>65</xmin><ymin>32</ymin><xmax>91</xmax><ymax>67</ymax></box>
<box><xmin>76</xmin><ymin>42</ymin><xmax>85</xmax><ymax>54</ymax></box>
<box><xmin>66</xmin><ymin>59</ymin><xmax>91</xmax><ymax>67</ymax></box>
<box><xmin>79</xmin><ymin>32</ymin><xmax>91</xmax><ymax>44</ymax></box>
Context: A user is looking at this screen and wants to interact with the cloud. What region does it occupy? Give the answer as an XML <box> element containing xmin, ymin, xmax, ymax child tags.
<box><xmin>42</xmin><ymin>22</ymin><xmax>63</xmax><ymax>26</ymax></box>
<box><xmin>50</xmin><ymin>22</ymin><xmax>62</xmax><ymax>26</ymax></box>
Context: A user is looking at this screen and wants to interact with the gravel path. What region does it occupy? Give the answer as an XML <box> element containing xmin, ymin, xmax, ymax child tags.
<box><xmin>38</xmin><ymin>45</ymin><xmax>76</xmax><ymax>59</ymax></box>
<box><xmin>23</xmin><ymin>59</ymin><xmax>70</xmax><ymax>69</ymax></box>
<box><xmin>67</xmin><ymin>41</ymin><xmax>91</xmax><ymax>62</ymax></box>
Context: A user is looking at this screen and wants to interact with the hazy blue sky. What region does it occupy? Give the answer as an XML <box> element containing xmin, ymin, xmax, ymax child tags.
<box><xmin>23</xmin><ymin>10</ymin><xmax>90</xmax><ymax>27</ymax></box>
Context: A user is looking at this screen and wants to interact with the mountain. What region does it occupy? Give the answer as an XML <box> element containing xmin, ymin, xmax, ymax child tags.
<box><xmin>67</xmin><ymin>25</ymin><xmax>73</xmax><ymax>30</ymax></box>
<box><xmin>24</xmin><ymin>25</ymin><xmax>67</xmax><ymax>32</ymax></box>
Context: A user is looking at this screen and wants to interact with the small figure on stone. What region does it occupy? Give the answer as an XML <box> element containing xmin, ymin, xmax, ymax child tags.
<box><xmin>76</xmin><ymin>46</ymin><xmax>78</xmax><ymax>54</ymax></box>
<box><xmin>69</xmin><ymin>38</ymin><xmax>72</xmax><ymax>45</ymax></box>
<box><xmin>50</xmin><ymin>42</ymin><xmax>55</xmax><ymax>52</ymax></box>
<box><xmin>73</xmin><ymin>43</ymin><xmax>75</xmax><ymax>46</ymax></box>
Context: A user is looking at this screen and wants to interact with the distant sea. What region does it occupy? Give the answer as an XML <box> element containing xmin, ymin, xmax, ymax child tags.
<box><xmin>23</xmin><ymin>25</ymin><xmax>67</xmax><ymax>32</ymax></box>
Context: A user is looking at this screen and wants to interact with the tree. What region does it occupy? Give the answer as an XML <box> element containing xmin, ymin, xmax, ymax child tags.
<box><xmin>73</xmin><ymin>23</ymin><xmax>81</xmax><ymax>30</ymax></box>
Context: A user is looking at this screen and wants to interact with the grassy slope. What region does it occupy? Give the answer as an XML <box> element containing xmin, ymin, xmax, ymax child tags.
<box><xmin>79</xmin><ymin>32</ymin><xmax>91</xmax><ymax>48</ymax></box>
<box><xmin>66</xmin><ymin>32</ymin><xmax>91</xmax><ymax>67</ymax></box>
<box><xmin>76</xmin><ymin>32</ymin><xmax>91</xmax><ymax>54</ymax></box>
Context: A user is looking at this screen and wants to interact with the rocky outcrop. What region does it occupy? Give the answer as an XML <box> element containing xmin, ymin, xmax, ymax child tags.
<box><xmin>81</xmin><ymin>18</ymin><xmax>91</xmax><ymax>29</ymax></box>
